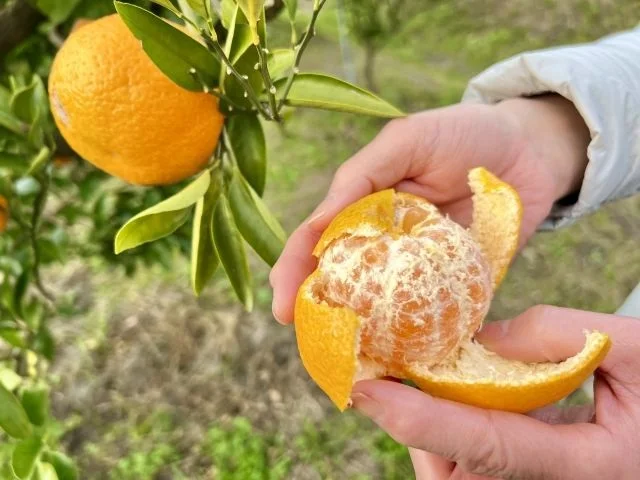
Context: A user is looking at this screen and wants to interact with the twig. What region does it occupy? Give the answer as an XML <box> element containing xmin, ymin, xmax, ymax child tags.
<box><xmin>254</xmin><ymin>45</ymin><xmax>280</xmax><ymax>121</ymax></box>
<box><xmin>277</xmin><ymin>0</ymin><xmax>327</xmax><ymax>112</ymax></box>
<box><xmin>188</xmin><ymin>69</ymin><xmax>248</xmax><ymax>113</ymax></box>
<box><xmin>200</xmin><ymin>30</ymin><xmax>273</xmax><ymax>119</ymax></box>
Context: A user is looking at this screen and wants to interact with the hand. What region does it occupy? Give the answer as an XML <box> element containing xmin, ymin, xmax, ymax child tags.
<box><xmin>270</xmin><ymin>95</ymin><xmax>590</xmax><ymax>324</ymax></box>
<box><xmin>351</xmin><ymin>306</ymin><xmax>640</xmax><ymax>480</ymax></box>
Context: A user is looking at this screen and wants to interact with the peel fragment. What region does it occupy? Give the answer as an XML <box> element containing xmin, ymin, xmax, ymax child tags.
<box><xmin>469</xmin><ymin>167</ymin><xmax>523</xmax><ymax>289</ymax></box>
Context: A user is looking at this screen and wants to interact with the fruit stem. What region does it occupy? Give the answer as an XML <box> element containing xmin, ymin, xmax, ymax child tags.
<box><xmin>277</xmin><ymin>0</ymin><xmax>327</xmax><ymax>112</ymax></box>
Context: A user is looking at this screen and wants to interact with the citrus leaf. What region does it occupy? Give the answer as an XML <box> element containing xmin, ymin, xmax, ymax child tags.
<box><xmin>236</xmin><ymin>0</ymin><xmax>264</xmax><ymax>44</ymax></box>
<box><xmin>0</xmin><ymin>384</ymin><xmax>32</xmax><ymax>438</ymax></box>
<box><xmin>115</xmin><ymin>171</ymin><xmax>210</xmax><ymax>253</ymax></box>
<box><xmin>223</xmin><ymin>46</ymin><xmax>262</xmax><ymax>107</ymax></box>
<box><xmin>0</xmin><ymin>111</ymin><xmax>27</xmax><ymax>136</ymax></box>
<box><xmin>41</xmin><ymin>452</ymin><xmax>78</xmax><ymax>480</ymax></box>
<box><xmin>228</xmin><ymin>170</ymin><xmax>285</xmax><ymax>266</ymax></box>
<box><xmin>219</xmin><ymin>4</ymin><xmax>239</xmax><ymax>87</ymax></box>
<box><xmin>213</xmin><ymin>196</ymin><xmax>253</xmax><ymax>311</ymax></box>
<box><xmin>21</xmin><ymin>385</ymin><xmax>49</xmax><ymax>427</ymax></box>
<box><xmin>33</xmin><ymin>462</ymin><xmax>59</xmax><ymax>480</ymax></box>
<box><xmin>115</xmin><ymin>2</ymin><xmax>220</xmax><ymax>91</ymax></box>
<box><xmin>267</xmin><ymin>49</ymin><xmax>294</xmax><ymax>80</ymax></box>
<box><xmin>220</xmin><ymin>0</ymin><xmax>236</xmax><ymax>28</ymax></box>
<box><xmin>149</xmin><ymin>0</ymin><xmax>180</xmax><ymax>15</ymax></box>
<box><xmin>0</xmin><ymin>367</ymin><xmax>22</xmax><ymax>391</ymax></box>
<box><xmin>13</xmin><ymin>269</ymin><xmax>29</xmax><ymax>319</ymax></box>
<box><xmin>229</xmin><ymin>24</ymin><xmax>254</xmax><ymax>65</ymax></box>
<box><xmin>184</xmin><ymin>0</ymin><xmax>209</xmax><ymax>18</ymax></box>
<box><xmin>0</xmin><ymin>328</ymin><xmax>26</xmax><ymax>349</ymax></box>
<box><xmin>12</xmin><ymin>435</ymin><xmax>43</xmax><ymax>479</ymax></box>
<box><xmin>283</xmin><ymin>0</ymin><xmax>297</xmax><ymax>20</ymax></box>
<box><xmin>226</xmin><ymin>114</ymin><xmax>266</xmax><ymax>196</ymax></box>
<box><xmin>34</xmin><ymin>325</ymin><xmax>55</xmax><ymax>361</ymax></box>
<box><xmin>0</xmin><ymin>152</ymin><xmax>28</xmax><ymax>172</ymax></box>
<box><xmin>191</xmin><ymin>170</ymin><xmax>222</xmax><ymax>296</ymax></box>
<box><xmin>273</xmin><ymin>73</ymin><xmax>405</xmax><ymax>117</ymax></box>
<box><xmin>33</xmin><ymin>0</ymin><xmax>82</xmax><ymax>23</ymax></box>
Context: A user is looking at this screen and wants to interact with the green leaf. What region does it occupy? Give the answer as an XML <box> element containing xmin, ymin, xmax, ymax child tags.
<box><xmin>0</xmin><ymin>328</ymin><xmax>26</xmax><ymax>349</ymax></box>
<box><xmin>115</xmin><ymin>2</ymin><xmax>220</xmax><ymax>91</ymax></box>
<box><xmin>0</xmin><ymin>383</ymin><xmax>32</xmax><ymax>439</ymax></box>
<box><xmin>0</xmin><ymin>111</ymin><xmax>27</xmax><ymax>136</ymax></box>
<box><xmin>21</xmin><ymin>385</ymin><xmax>50</xmax><ymax>427</ymax></box>
<box><xmin>226</xmin><ymin>114</ymin><xmax>266</xmax><ymax>196</ymax></box>
<box><xmin>191</xmin><ymin>170</ymin><xmax>222</xmax><ymax>296</ymax></box>
<box><xmin>34</xmin><ymin>325</ymin><xmax>55</xmax><ymax>361</ymax></box>
<box><xmin>273</xmin><ymin>73</ymin><xmax>405</xmax><ymax>117</ymax></box>
<box><xmin>13</xmin><ymin>269</ymin><xmax>29</xmax><ymax>319</ymax></box>
<box><xmin>149</xmin><ymin>0</ymin><xmax>180</xmax><ymax>15</ymax></box>
<box><xmin>283</xmin><ymin>0</ymin><xmax>297</xmax><ymax>20</ymax></box>
<box><xmin>115</xmin><ymin>171</ymin><xmax>210</xmax><ymax>253</ymax></box>
<box><xmin>229</xmin><ymin>24</ymin><xmax>254</xmax><ymax>65</ymax></box>
<box><xmin>220</xmin><ymin>0</ymin><xmax>236</xmax><ymax>29</ymax></box>
<box><xmin>27</xmin><ymin>146</ymin><xmax>51</xmax><ymax>176</ymax></box>
<box><xmin>0</xmin><ymin>152</ymin><xmax>28</xmax><ymax>172</ymax></box>
<box><xmin>33</xmin><ymin>0</ymin><xmax>82</xmax><ymax>23</ymax></box>
<box><xmin>0</xmin><ymin>367</ymin><xmax>22</xmax><ymax>391</ymax></box>
<box><xmin>33</xmin><ymin>462</ymin><xmax>59</xmax><ymax>480</ymax></box>
<box><xmin>267</xmin><ymin>49</ymin><xmax>294</xmax><ymax>80</ymax></box>
<box><xmin>184</xmin><ymin>0</ymin><xmax>209</xmax><ymax>18</ymax></box>
<box><xmin>12</xmin><ymin>435</ymin><xmax>43</xmax><ymax>479</ymax></box>
<box><xmin>228</xmin><ymin>170</ymin><xmax>285</xmax><ymax>266</ymax></box>
<box><xmin>213</xmin><ymin>196</ymin><xmax>253</xmax><ymax>311</ymax></box>
<box><xmin>223</xmin><ymin>47</ymin><xmax>262</xmax><ymax>108</ymax></box>
<box><xmin>236</xmin><ymin>0</ymin><xmax>264</xmax><ymax>44</ymax></box>
<box><xmin>41</xmin><ymin>452</ymin><xmax>78</xmax><ymax>480</ymax></box>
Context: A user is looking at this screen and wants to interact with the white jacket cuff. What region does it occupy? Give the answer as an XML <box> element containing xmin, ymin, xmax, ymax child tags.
<box><xmin>461</xmin><ymin>27</ymin><xmax>640</xmax><ymax>230</ymax></box>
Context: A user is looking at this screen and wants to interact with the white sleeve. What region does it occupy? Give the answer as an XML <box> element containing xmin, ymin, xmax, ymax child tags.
<box><xmin>461</xmin><ymin>27</ymin><xmax>640</xmax><ymax>230</ymax></box>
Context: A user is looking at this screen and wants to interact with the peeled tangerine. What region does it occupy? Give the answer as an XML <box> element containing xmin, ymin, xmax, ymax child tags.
<box><xmin>294</xmin><ymin>167</ymin><xmax>611</xmax><ymax>413</ymax></box>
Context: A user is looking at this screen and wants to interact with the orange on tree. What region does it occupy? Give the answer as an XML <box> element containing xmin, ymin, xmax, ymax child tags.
<box><xmin>48</xmin><ymin>14</ymin><xmax>224</xmax><ymax>186</ymax></box>
<box><xmin>0</xmin><ymin>196</ymin><xmax>8</xmax><ymax>232</ymax></box>
<box><xmin>295</xmin><ymin>167</ymin><xmax>611</xmax><ymax>413</ymax></box>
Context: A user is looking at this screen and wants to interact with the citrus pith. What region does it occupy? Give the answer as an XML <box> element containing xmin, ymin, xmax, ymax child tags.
<box><xmin>295</xmin><ymin>167</ymin><xmax>611</xmax><ymax>412</ymax></box>
<box><xmin>48</xmin><ymin>14</ymin><xmax>224</xmax><ymax>186</ymax></box>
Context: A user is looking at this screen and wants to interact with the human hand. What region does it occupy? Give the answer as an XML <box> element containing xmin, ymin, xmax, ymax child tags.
<box><xmin>351</xmin><ymin>306</ymin><xmax>640</xmax><ymax>480</ymax></box>
<box><xmin>270</xmin><ymin>95</ymin><xmax>590</xmax><ymax>324</ymax></box>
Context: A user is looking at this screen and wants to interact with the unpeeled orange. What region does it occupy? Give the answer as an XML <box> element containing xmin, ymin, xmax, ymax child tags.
<box><xmin>48</xmin><ymin>14</ymin><xmax>224</xmax><ymax>186</ymax></box>
<box><xmin>295</xmin><ymin>167</ymin><xmax>610</xmax><ymax>412</ymax></box>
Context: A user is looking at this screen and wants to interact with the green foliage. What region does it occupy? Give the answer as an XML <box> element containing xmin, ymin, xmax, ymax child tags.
<box><xmin>204</xmin><ymin>417</ymin><xmax>291</xmax><ymax>480</ymax></box>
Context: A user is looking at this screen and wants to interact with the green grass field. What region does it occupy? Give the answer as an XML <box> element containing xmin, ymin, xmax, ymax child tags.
<box><xmin>27</xmin><ymin>1</ymin><xmax>640</xmax><ymax>478</ymax></box>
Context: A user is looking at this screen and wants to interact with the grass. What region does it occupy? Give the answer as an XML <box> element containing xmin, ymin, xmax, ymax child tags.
<box><xmin>28</xmin><ymin>1</ymin><xmax>640</xmax><ymax>478</ymax></box>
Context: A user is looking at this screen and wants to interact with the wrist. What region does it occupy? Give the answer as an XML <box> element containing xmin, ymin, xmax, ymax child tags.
<box><xmin>496</xmin><ymin>94</ymin><xmax>590</xmax><ymax>202</ymax></box>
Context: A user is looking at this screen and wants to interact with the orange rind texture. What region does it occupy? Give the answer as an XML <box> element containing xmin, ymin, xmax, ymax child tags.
<box><xmin>407</xmin><ymin>331</ymin><xmax>611</xmax><ymax>413</ymax></box>
<box><xmin>294</xmin><ymin>169</ymin><xmax>610</xmax><ymax>413</ymax></box>
<box><xmin>295</xmin><ymin>272</ymin><xmax>361</xmax><ymax>411</ymax></box>
<box><xmin>312</xmin><ymin>189</ymin><xmax>394</xmax><ymax>257</ymax></box>
<box><xmin>469</xmin><ymin>167</ymin><xmax>523</xmax><ymax>289</ymax></box>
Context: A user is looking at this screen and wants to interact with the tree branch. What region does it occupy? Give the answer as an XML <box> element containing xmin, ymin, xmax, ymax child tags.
<box><xmin>0</xmin><ymin>0</ymin><xmax>45</xmax><ymax>59</ymax></box>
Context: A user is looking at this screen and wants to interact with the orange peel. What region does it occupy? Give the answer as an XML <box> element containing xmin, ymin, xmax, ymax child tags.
<box><xmin>294</xmin><ymin>167</ymin><xmax>610</xmax><ymax>412</ymax></box>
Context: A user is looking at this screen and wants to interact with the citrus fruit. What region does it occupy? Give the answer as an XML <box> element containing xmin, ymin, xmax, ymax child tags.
<box><xmin>48</xmin><ymin>14</ymin><xmax>224</xmax><ymax>186</ymax></box>
<box><xmin>295</xmin><ymin>167</ymin><xmax>611</xmax><ymax>412</ymax></box>
<box><xmin>0</xmin><ymin>196</ymin><xmax>8</xmax><ymax>232</ymax></box>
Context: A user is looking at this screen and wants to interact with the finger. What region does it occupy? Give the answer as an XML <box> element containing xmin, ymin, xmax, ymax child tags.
<box><xmin>475</xmin><ymin>305</ymin><xmax>640</xmax><ymax>384</ymax></box>
<box><xmin>409</xmin><ymin>448</ymin><xmax>454</xmax><ymax>479</ymax></box>
<box><xmin>352</xmin><ymin>380</ymin><xmax>607</xmax><ymax>479</ymax></box>
<box><xmin>526</xmin><ymin>404</ymin><xmax>595</xmax><ymax>425</ymax></box>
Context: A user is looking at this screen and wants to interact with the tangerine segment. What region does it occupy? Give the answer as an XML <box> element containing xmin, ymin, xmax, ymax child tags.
<box><xmin>295</xmin><ymin>272</ymin><xmax>362</xmax><ymax>411</ymax></box>
<box><xmin>315</xmin><ymin>193</ymin><xmax>492</xmax><ymax>377</ymax></box>
<box><xmin>469</xmin><ymin>167</ymin><xmax>523</xmax><ymax>289</ymax></box>
<box><xmin>312</xmin><ymin>189</ymin><xmax>395</xmax><ymax>257</ymax></box>
<box><xmin>407</xmin><ymin>331</ymin><xmax>611</xmax><ymax>413</ymax></box>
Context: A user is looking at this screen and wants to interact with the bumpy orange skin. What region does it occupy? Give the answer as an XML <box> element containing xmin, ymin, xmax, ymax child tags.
<box><xmin>48</xmin><ymin>14</ymin><xmax>224</xmax><ymax>186</ymax></box>
<box><xmin>0</xmin><ymin>196</ymin><xmax>8</xmax><ymax>233</ymax></box>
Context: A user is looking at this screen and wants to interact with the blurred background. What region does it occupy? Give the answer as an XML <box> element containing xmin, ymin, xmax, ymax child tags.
<box><xmin>1</xmin><ymin>0</ymin><xmax>640</xmax><ymax>478</ymax></box>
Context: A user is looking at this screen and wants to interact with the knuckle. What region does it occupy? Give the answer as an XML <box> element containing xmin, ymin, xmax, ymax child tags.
<box><xmin>456</xmin><ymin>412</ymin><xmax>512</xmax><ymax>478</ymax></box>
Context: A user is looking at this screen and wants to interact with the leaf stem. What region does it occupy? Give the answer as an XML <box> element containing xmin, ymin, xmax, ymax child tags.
<box><xmin>277</xmin><ymin>0</ymin><xmax>327</xmax><ymax>112</ymax></box>
<box><xmin>254</xmin><ymin>45</ymin><xmax>280</xmax><ymax>121</ymax></box>
<box><xmin>200</xmin><ymin>30</ymin><xmax>273</xmax><ymax>119</ymax></box>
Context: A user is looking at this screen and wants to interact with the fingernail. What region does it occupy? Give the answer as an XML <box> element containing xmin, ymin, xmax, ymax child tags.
<box><xmin>306</xmin><ymin>209</ymin><xmax>326</xmax><ymax>226</ymax></box>
<box><xmin>351</xmin><ymin>391</ymin><xmax>384</xmax><ymax>420</ymax></box>
<box><xmin>307</xmin><ymin>193</ymin><xmax>337</xmax><ymax>227</ymax></box>
<box><xmin>271</xmin><ymin>299</ymin><xmax>283</xmax><ymax>324</ymax></box>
